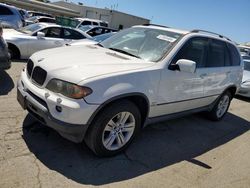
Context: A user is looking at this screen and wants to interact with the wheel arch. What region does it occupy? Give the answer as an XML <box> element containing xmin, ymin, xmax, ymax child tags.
<box><xmin>7</xmin><ymin>42</ymin><xmax>21</xmax><ymax>59</ymax></box>
<box><xmin>86</xmin><ymin>93</ymin><xmax>150</xmax><ymax>130</ymax></box>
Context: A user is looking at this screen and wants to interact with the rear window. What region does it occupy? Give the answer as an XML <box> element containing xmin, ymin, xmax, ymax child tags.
<box><xmin>228</xmin><ymin>43</ymin><xmax>241</xmax><ymax>66</ymax></box>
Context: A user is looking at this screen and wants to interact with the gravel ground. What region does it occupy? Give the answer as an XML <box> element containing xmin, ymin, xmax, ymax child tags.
<box><xmin>0</xmin><ymin>61</ymin><xmax>249</xmax><ymax>188</ymax></box>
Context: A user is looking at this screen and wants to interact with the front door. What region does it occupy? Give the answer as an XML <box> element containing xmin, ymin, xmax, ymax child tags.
<box><xmin>150</xmin><ymin>37</ymin><xmax>210</xmax><ymax>117</ymax></box>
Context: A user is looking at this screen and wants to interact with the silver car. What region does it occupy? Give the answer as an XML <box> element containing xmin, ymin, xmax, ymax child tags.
<box><xmin>0</xmin><ymin>3</ymin><xmax>24</xmax><ymax>29</ymax></box>
<box><xmin>237</xmin><ymin>59</ymin><xmax>250</xmax><ymax>98</ymax></box>
<box><xmin>4</xmin><ymin>23</ymin><xmax>92</xmax><ymax>59</ymax></box>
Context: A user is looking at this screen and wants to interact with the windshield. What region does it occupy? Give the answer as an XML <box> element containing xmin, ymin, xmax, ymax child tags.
<box><xmin>93</xmin><ymin>33</ymin><xmax>114</xmax><ymax>42</ymax></box>
<box><xmin>244</xmin><ymin>60</ymin><xmax>250</xmax><ymax>71</ymax></box>
<box><xmin>78</xmin><ymin>25</ymin><xmax>93</xmax><ymax>32</ymax></box>
<box><xmin>100</xmin><ymin>27</ymin><xmax>183</xmax><ymax>62</ymax></box>
<box><xmin>19</xmin><ymin>23</ymin><xmax>44</xmax><ymax>34</ymax></box>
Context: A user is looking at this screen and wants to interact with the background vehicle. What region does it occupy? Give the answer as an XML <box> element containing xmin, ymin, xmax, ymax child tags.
<box><xmin>0</xmin><ymin>3</ymin><xmax>24</xmax><ymax>29</ymax></box>
<box><xmin>238</xmin><ymin>45</ymin><xmax>250</xmax><ymax>56</ymax></box>
<box><xmin>75</xmin><ymin>18</ymin><xmax>108</xmax><ymax>27</ymax></box>
<box><xmin>27</xmin><ymin>11</ymin><xmax>53</xmax><ymax>18</ymax></box>
<box><xmin>4</xmin><ymin>23</ymin><xmax>92</xmax><ymax>59</ymax></box>
<box><xmin>69</xmin><ymin>32</ymin><xmax>116</xmax><ymax>46</ymax></box>
<box><xmin>0</xmin><ymin>26</ymin><xmax>10</xmax><ymax>69</ymax></box>
<box><xmin>25</xmin><ymin>16</ymin><xmax>56</xmax><ymax>25</ymax></box>
<box><xmin>237</xmin><ymin>59</ymin><xmax>250</xmax><ymax>97</ymax></box>
<box><xmin>78</xmin><ymin>25</ymin><xmax>117</xmax><ymax>37</ymax></box>
<box><xmin>17</xmin><ymin>25</ymin><xmax>242</xmax><ymax>157</ymax></box>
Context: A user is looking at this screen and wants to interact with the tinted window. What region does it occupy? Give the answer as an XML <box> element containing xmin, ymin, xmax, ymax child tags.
<box><xmin>81</xmin><ymin>21</ymin><xmax>91</xmax><ymax>26</ymax></box>
<box><xmin>63</xmin><ymin>28</ymin><xmax>85</xmax><ymax>39</ymax></box>
<box><xmin>172</xmin><ymin>37</ymin><xmax>209</xmax><ymax>68</ymax></box>
<box><xmin>228</xmin><ymin>44</ymin><xmax>241</xmax><ymax>66</ymax></box>
<box><xmin>100</xmin><ymin>22</ymin><xmax>108</xmax><ymax>27</ymax></box>
<box><xmin>92</xmin><ymin>22</ymin><xmax>98</xmax><ymax>26</ymax></box>
<box><xmin>39</xmin><ymin>18</ymin><xmax>55</xmax><ymax>23</ymax></box>
<box><xmin>0</xmin><ymin>6</ymin><xmax>13</xmax><ymax>15</ymax></box>
<box><xmin>45</xmin><ymin>27</ymin><xmax>62</xmax><ymax>38</ymax></box>
<box><xmin>206</xmin><ymin>39</ymin><xmax>230</xmax><ymax>67</ymax></box>
<box><xmin>87</xmin><ymin>28</ymin><xmax>104</xmax><ymax>36</ymax></box>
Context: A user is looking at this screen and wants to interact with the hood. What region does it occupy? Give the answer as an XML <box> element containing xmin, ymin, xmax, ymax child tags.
<box><xmin>242</xmin><ymin>70</ymin><xmax>250</xmax><ymax>82</ymax></box>
<box><xmin>3</xmin><ymin>29</ymin><xmax>27</xmax><ymax>39</ymax></box>
<box><xmin>31</xmin><ymin>45</ymin><xmax>154</xmax><ymax>84</ymax></box>
<box><xmin>69</xmin><ymin>39</ymin><xmax>96</xmax><ymax>46</ymax></box>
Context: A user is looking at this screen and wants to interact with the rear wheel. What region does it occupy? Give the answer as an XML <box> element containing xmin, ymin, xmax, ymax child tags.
<box><xmin>84</xmin><ymin>100</ymin><xmax>141</xmax><ymax>157</ymax></box>
<box><xmin>207</xmin><ymin>91</ymin><xmax>232</xmax><ymax>121</ymax></box>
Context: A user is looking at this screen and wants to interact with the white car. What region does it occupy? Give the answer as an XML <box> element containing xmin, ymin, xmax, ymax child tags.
<box><xmin>4</xmin><ymin>23</ymin><xmax>92</xmax><ymax>59</ymax></box>
<box><xmin>17</xmin><ymin>25</ymin><xmax>243</xmax><ymax>156</ymax></box>
<box><xmin>237</xmin><ymin>59</ymin><xmax>250</xmax><ymax>97</ymax></box>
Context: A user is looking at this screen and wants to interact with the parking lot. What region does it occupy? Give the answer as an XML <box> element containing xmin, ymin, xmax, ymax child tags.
<box><xmin>0</xmin><ymin>61</ymin><xmax>249</xmax><ymax>188</ymax></box>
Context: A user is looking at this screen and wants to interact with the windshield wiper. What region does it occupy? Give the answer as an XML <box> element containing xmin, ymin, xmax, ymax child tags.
<box><xmin>108</xmin><ymin>48</ymin><xmax>140</xmax><ymax>59</ymax></box>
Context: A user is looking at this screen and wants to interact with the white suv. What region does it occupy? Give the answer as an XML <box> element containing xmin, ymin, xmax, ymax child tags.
<box><xmin>17</xmin><ymin>25</ymin><xmax>243</xmax><ymax>156</ymax></box>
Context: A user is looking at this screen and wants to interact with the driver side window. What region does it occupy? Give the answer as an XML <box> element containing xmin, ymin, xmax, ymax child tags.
<box><xmin>172</xmin><ymin>37</ymin><xmax>209</xmax><ymax>68</ymax></box>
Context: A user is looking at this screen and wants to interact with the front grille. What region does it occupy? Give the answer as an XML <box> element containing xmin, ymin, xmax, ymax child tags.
<box><xmin>26</xmin><ymin>59</ymin><xmax>34</xmax><ymax>78</ymax></box>
<box><xmin>32</xmin><ymin>66</ymin><xmax>47</xmax><ymax>86</ymax></box>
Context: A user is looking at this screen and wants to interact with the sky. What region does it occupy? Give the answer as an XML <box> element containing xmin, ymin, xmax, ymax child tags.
<box><xmin>52</xmin><ymin>0</ymin><xmax>250</xmax><ymax>43</ymax></box>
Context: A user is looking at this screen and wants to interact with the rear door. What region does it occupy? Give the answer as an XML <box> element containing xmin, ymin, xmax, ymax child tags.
<box><xmin>202</xmin><ymin>39</ymin><xmax>238</xmax><ymax>100</ymax></box>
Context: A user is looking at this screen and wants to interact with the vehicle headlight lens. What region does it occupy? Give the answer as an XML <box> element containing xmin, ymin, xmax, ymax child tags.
<box><xmin>46</xmin><ymin>79</ymin><xmax>92</xmax><ymax>99</ymax></box>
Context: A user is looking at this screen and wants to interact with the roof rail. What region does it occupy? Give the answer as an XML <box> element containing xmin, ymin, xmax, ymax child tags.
<box><xmin>191</xmin><ymin>29</ymin><xmax>231</xmax><ymax>41</ymax></box>
<box><xmin>142</xmin><ymin>24</ymin><xmax>169</xmax><ymax>28</ymax></box>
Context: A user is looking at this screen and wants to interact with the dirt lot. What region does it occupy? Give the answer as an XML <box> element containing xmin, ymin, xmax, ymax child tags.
<box><xmin>0</xmin><ymin>61</ymin><xmax>250</xmax><ymax>188</ymax></box>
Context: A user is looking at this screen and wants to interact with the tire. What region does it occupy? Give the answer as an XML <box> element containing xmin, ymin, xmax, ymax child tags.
<box><xmin>206</xmin><ymin>91</ymin><xmax>232</xmax><ymax>121</ymax></box>
<box><xmin>8</xmin><ymin>46</ymin><xmax>19</xmax><ymax>60</ymax></box>
<box><xmin>84</xmin><ymin>100</ymin><xmax>141</xmax><ymax>157</ymax></box>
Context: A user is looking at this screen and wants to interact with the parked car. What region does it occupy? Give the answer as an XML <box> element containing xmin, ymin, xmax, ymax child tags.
<box><xmin>0</xmin><ymin>3</ymin><xmax>24</xmax><ymax>29</ymax></box>
<box><xmin>27</xmin><ymin>11</ymin><xmax>53</xmax><ymax>18</ymax></box>
<box><xmin>17</xmin><ymin>25</ymin><xmax>243</xmax><ymax>157</ymax></box>
<box><xmin>238</xmin><ymin>45</ymin><xmax>250</xmax><ymax>56</ymax></box>
<box><xmin>75</xmin><ymin>18</ymin><xmax>108</xmax><ymax>27</ymax></box>
<box><xmin>18</xmin><ymin>9</ymin><xmax>30</xmax><ymax>20</ymax></box>
<box><xmin>78</xmin><ymin>25</ymin><xmax>117</xmax><ymax>37</ymax></box>
<box><xmin>25</xmin><ymin>16</ymin><xmax>56</xmax><ymax>25</ymax></box>
<box><xmin>0</xmin><ymin>25</ymin><xmax>10</xmax><ymax>69</ymax></box>
<box><xmin>237</xmin><ymin>59</ymin><xmax>250</xmax><ymax>97</ymax></box>
<box><xmin>4</xmin><ymin>23</ymin><xmax>92</xmax><ymax>59</ymax></box>
<box><xmin>69</xmin><ymin>32</ymin><xmax>116</xmax><ymax>46</ymax></box>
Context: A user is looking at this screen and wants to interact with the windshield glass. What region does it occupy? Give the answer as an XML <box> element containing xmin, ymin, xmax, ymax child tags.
<box><xmin>93</xmin><ymin>33</ymin><xmax>114</xmax><ymax>42</ymax></box>
<box><xmin>244</xmin><ymin>60</ymin><xmax>250</xmax><ymax>71</ymax></box>
<box><xmin>100</xmin><ymin>27</ymin><xmax>183</xmax><ymax>62</ymax></box>
<box><xmin>78</xmin><ymin>25</ymin><xmax>93</xmax><ymax>32</ymax></box>
<box><xmin>19</xmin><ymin>23</ymin><xmax>44</xmax><ymax>34</ymax></box>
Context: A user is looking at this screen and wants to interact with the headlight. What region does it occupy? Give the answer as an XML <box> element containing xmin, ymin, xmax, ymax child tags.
<box><xmin>46</xmin><ymin>79</ymin><xmax>92</xmax><ymax>99</ymax></box>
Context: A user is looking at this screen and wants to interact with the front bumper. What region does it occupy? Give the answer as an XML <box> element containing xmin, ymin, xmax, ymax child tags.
<box><xmin>17</xmin><ymin>79</ymin><xmax>89</xmax><ymax>143</ymax></box>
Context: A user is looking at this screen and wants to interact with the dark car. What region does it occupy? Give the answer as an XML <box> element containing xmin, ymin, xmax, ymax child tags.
<box><xmin>0</xmin><ymin>26</ymin><xmax>10</xmax><ymax>69</ymax></box>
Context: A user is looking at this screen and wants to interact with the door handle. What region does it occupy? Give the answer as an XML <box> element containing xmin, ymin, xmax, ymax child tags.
<box><xmin>200</xmin><ymin>73</ymin><xmax>207</xmax><ymax>78</ymax></box>
<box><xmin>54</xmin><ymin>41</ymin><xmax>62</xmax><ymax>45</ymax></box>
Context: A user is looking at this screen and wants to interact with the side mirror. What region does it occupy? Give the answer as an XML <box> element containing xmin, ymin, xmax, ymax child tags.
<box><xmin>37</xmin><ymin>32</ymin><xmax>45</xmax><ymax>39</ymax></box>
<box><xmin>176</xmin><ymin>59</ymin><xmax>196</xmax><ymax>73</ymax></box>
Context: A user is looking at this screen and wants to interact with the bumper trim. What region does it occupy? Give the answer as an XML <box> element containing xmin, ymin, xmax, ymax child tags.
<box><xmin>17</xmin><ymin>82</ymin><xmax>88</xmax><ymax>143</ymax></box>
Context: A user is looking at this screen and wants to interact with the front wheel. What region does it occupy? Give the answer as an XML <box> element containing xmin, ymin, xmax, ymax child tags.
<box><xmin>84</xmin><ymin>100</ymin><xmax>141</xmax><ymax>157</ymax></box>
<box><xmin>207</xmin><ymin>91</ymin><xmax>232</xmax><ymax>121</ymax></box>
